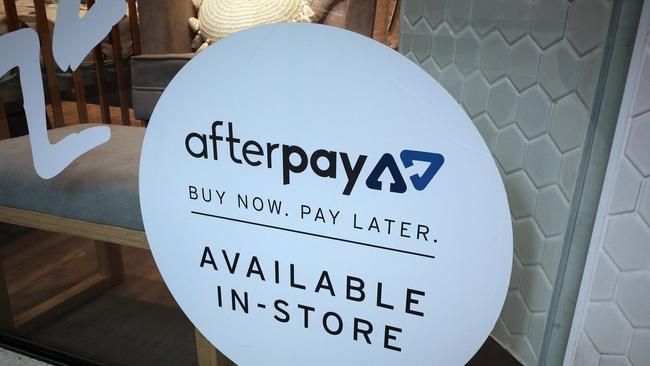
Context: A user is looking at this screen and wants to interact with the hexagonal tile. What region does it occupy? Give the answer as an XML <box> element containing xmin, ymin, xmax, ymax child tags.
<box><xmin>405</xmin><ymin>51</ymin><xmax>418</xmax><ymax>65</ymax></box>
<box><xmin>471</xmin><ymin>0</ymin><xmax>499</xmax><ymax>36</ymax></box>
<box><xmin>403</xmin><ymin>0</ymin><xmax>424</xmax><ymax>25</ymax></box>
<box><xmin>530</xmin><ymin>0</ymin><xmax>568</xmax><ymax>49</ymax></box>
<box><xmin>510</xmin><ymin>255</ymin><xmax>523</xmax><ymax>289</ymax></box>
<box><xmin>495</xmin><ymin>125</ymin><xmax>527</xmax><ymax>173</ymax></box>
<box><xmin>412</xmin><ymin>20</ymin><xmax>434</xmax><ymax>62</ymax></box>
<box><xmin>502</xmin><ymin>291</ymin><xmax>531</xmax><ymax>334</ymax></box>
<box><xmin>584</xmin><ymin>302</ymin><xmax>633</xmax><ymax>354</ymax></box>
<box><xmin>510</xmin><ymin>335</ymin><xmax>538</xmax><ymax>365</ymax></box>
<box><xmin>520</xmin><ymin>266</ymin><xmax>552</xmax><ymax>312</ymax></box>
<box><xmin>446</xmin><ymin>0</ymin><xmax>471</xmax><ymax>31</ymax></box>
<box><xmin>525</xmin><ymin>136</ymin><xmax>562</xmax><ymax>188</ymax></box>
<box><xmin>616</xmin><ymin>273</ymin><xmax>650</xmax><ymax>327</ymax></box>
<box><xmin>422</xmin><ymin>0</ymin><xmax>446</xmax><ymax>29</ymax></box>
<box><xmin>625</xmin><ymin>113</ymin><xmax>650</xmax><ymax>176</ymax></box>
<box><xmin>439</xmin><ymin>64</ymin><xmax>463</xmax><ymax>101</ymax></box>
<box><xmin>498</xmin><ymin>0</ymin><xmax>532</xmax><ymax>44</ymax></box>
<box><xmin>558</xmin><ymin>147</ymin><xmax>583</xmax><ymax>199</ymax></box>
<box><xmin>577</xmin><ymin>47</ymin><xmax>603</xmax><ymax>108</ymax></box>
<box><xmin>487</xmin><ymin>79</ymin><xmax>518</xmax><ymax>127</ymax></box>
<box><xmin>528</xmin><ymin>312</ymin><xmax>547</xmax><ymax>356</ymax></box>
<box><xmin>455</xmin><ymin>29</ymin><xmax>480</xmax><ymax>74</ymax></box>
<box><xmin>432</xmin><ymin>23</ymin><xmax>455</xmax><ymax>68</ymax></box>
<box><xmin>639</xmin><ymin>183</ymin><xmax>650</xmax><ymax>226</ymax></box>
<box><xmin>399</xmin><ymin>18</ymin><xmax>413</xmax><ymax>54</ymax></box>
<box><xmin>566</xmin><ymin>0</ymin><xmax>610</xmax><ymax>55</ymax></box>
<box><xmin>575</xmin><ymin>332</ymin><xmax>600</xmax><ymax>366</ymax></box>
<box><xmin>609</xmin><ymin>159</ymin><xmax>642</xmax><ymax>215</ymax></box>
<box><xmin>509</xmin><ymin>37</ymin><xmax>542</xmax><ymax>91</ymax></box>
<box><xmin>480</xmin><ymin>32</ymin><xmax>509</xmax><ymax>82</ymax></box>
<box><xmin>473</xmin><ymin>114</ymin><xmax>498</xmax><ymax>151</ymax></box>
<box><xmin>541</xmin><ymin>235</ymin><xmax>563</xmax><ymax>284</ymax></box>
<box><xmin>513</xmin><ymin>218</ymin><xmax>545</xmax><ymax>264</ymax></box>
<box><xmin>506</xmin><ymin>173</ymin><xmax>537</xmax><ymax>219</ymax></box>
<box><xmin>420</xmin><ymin>57</ymin><xmax>440</xmax><ymax>80</ymax></box>
<box><xmin>629</xmin><ymin>330</ymin><xmax>650</xmax><ymax>366</ymax></box>
<box><xmin>462</xmin><ymin>72</ymin><xmax>489</xmax><ymax>117</ymax></box>
<box><xmin>540</xmin><ymin>42</ymin><xmax>580</xmax><ymax>100</ymax></box>
<box><xmin>599</xmin><ymin>356</ymin><xmax>631</xmax><ymax>366</ymax></box>
<box><xmin>550</xmin><ymin>94</ymin><xmax>589</xmax><ymax>152</ymax></box>
<box><xmin>632</xmin><ymin>43</ymin><xmax>650</xmax><ymax>116</ymax></box>
<box><xmin>603</xmin><ymin>215</ymin><xmax>650</xmax><ymax>271</ymax></box>
<box><xmin>517</xmin><ymin>87</ymin><xmax>552</xmax><ymax>139</ymax></box>
<box><xmin>534</xmin><ymin>186</ymin><xmax>569</xmax><ymax>237</ymax></box>
<box><xmin>589</xmin><ymin>254</ymin><xmax>618</xmax><ymax>301</ymax></box>
<box><xmin>491</xmin><ymin>317</ymin><xmax>512</xmax><ymax>347</ymax></box>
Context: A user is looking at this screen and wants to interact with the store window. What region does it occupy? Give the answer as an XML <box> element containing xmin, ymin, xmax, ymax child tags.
<box><xmin>0</xmin><ymin>0</ymin><xmax>644</xmax><ymax>365</ymax></box>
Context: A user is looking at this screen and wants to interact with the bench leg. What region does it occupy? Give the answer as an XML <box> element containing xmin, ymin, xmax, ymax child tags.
<box><xmin>95</xmin><ymin>241</ymin><xmax>124</xmax><ymax>285</ymax></box>
<box><xmin>0</xmin><ymin>260</ymin><xmax>15</xmax><ymax>331</ymax></box>
<box><xmin>195</xmin><ymin>328</ymin><xmax>235</xmax><ymax>366</ymax></box>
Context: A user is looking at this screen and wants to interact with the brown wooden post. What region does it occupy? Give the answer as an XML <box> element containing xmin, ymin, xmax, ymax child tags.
<box><xmin>0</xmin><ymin>95</ymin><xmax>10</xmax><ymax>140</ymax></box>
<box><xmin>344</xmin><ymin>0</ymin><xmax>377</xmax><ymax>38</ymax></box>
<box><xmin>95</xmin><ymin>241</ymin><xmax>125</xmax><ymax>285</ymax></box>
<box><xmin>0</xmin><ymin>260</ymin><xmax>16</xmax><ymax>332</ymax></box>
<box><xmin>195</xmin><ymin>329</ymin><xmax>236</xmax><ymax>366</ymax></box>
<box><xmin>127</xmin><ymin>0</ymin><xmax>141</xmax><ymax>56</ymax></box>
<box><xmin>72</xmin><ymin>70</ymin><xmax>89</xmax><ymax>123</ymax></box>
<box><xmin>110</xmin><ymin>26</ymin><xmax>131</xmax><ymax>126</ymax></box>
<box><xmin>86</xmin><ymin>0</ymin><xmax>112</xmax><ymax>124</ymax></box>
<box><xmin>33</xmin><ymin>0</ymin><xmax>65</xmax><ymax>128</ymax></box>
<box><xmin>2</xmin><ymin>0</ymin><xmax>20</xmax><ymax>32</ymax></box>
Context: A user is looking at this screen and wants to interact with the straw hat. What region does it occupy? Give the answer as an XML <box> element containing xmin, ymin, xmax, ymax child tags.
<box><xmin>189</xmin><ymin>0</ymin><xmax>314</xmax><ymax>51</ymax></box>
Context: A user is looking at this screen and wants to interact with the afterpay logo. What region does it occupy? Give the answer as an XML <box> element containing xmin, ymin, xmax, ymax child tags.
<box><xmin>185</xmin><ymin>121</ymin><xmax>445</xmax><ymax>196</ymax></box>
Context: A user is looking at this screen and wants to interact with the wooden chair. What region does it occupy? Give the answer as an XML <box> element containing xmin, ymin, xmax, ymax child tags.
<box><xmin>0</xmin><ymin>1</ymin><xmax>388</xmax><ymax>365</ymax></box>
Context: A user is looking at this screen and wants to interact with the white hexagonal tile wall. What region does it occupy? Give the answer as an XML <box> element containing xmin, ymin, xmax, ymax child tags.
<box><xmin>471</xmin><ymin>0</ymin><xmax>499</xmax><ymax>36</ymax></box>
<box><xmin>528</xmin><ymin>312</ymin><xmax>547</xmax><ymax>356</ymax></box>
<box><xmin>541</xmin><ymin>235</ymin><xmax>563</xmax><ymax>284</ymax></box>
<box><xmin>488</xmin><ymin>79</ymin><xmax>518</xmax><ymax>127</ymax></box>
<box><xmin>603</xmin><ymin>215</ymin><xmax>650</xmax><ymax>271</ymax></box>
<box><xmin>432</xmin><ymin>23</ymin><xmax>455</xmax><ymax>68</ymax></box>
<box><xmin>511</xmin><ymin>255</ymin><xmax>523</xmax><ymax>290</ymax></box>
<box><xmin>584</xmin><ymin>302</ymin><xmax>633</xmax><ymax>355</ymax></box>
<box><xmin>439</xmin><ymin>64</ymin><xmax>463</xmax><ymax>101</ymax></box>
<box><xmin>540</xmin><ymin>42</ymin><xmax>580</xmax><ymax>100</ymax></box>
<box><xmin>502</xmin><ymin>291</ymin><xmax>531</xmax><ymax>334</ymax></box>
<box><xmin>499</xmin><ymin>0</ymin><xmax>533</xmax><ymax>44</ymax></box>
<box><xmin>616</xmin><ymin>273</ymin><xmax>650</xmax><ymax>328</ymax></box>
<box><xmin>509</xmin><ymin>37</ymin><xmax>542</xmax><ymax>92</ymax></box>
<box><xmin>575</xmin><ymin>332</ymin><xmax>600</xmax><ymax>366</ymax></box>
<box><xmin>420</xmin><ymin>57</ymin><xmax>440</xmax><ymax>80</ymax></box>
<box><xmin>534</xmin><ymin>186</ymin><xmax>570</xmax><ymax>237</ymax></box>
<box><xmin>578</xmin><ymin>48</ymin><xmax>604</xmax><ymax>108</ymax></box>
<box><xmin>472</xmin><ymin>114</ymin><xmax>498</xmax><ymax>150</ymax></box>
<box><xmin>589</xmin><ymin>254</ymin><xmax>618</xmax><ymax>301</ymax></box>
<box><xmin>462</xmin><ymin>72</ymin><xmax>489</xmax><ymax>117</ymax></box>
<box><xmin>558</xmin><ymin>147</ymin><xmax>583</xmax><ymax>199</ymax></box>
<box><xmin>520</xmin><ymin>266</ymin><xmax>553</xmax><ymax>312</ymax></box>
<box><xmin>455</xmin><ymin>29</ymin><xmax>480</xmax><ymax>74</ymax></box>
<box><xmin>445</xmin><ymin>0</ymin><xmax>471</xmax><ymax>32</ymax></box>
<box><xmin>517</xmin><ymin>86</ymin><xmax>552</xmax><ymax>139</ymax></box>
<box><xmin>422</xmin><ymin>0</ymin><xmax>446</xmax><ymax>29</ymax></box>
<box><xmin>480</xmin><ymin>32</ymin><xmax>509</xmax><ymax>82</ymax></box>
<box><xmin>403</xmin><ymin>0</ymin><xmax>424</xmax><ymax>25</ymax></box>
<box><xmin>412</xmin><ymin>19</ymin><xmax>434</xmax><ymax>62</ymax></box>
<box><xmin>566</xmin><ymin>0</ymin><xmax>610</xmax><ymax>55</ymax></box>
<box><xmin>639</xmin><ymin>183</ymin><xmax>650</xmax><ymax>226</ymax></box>
<box><xmin>525</xmin><ymin>136</ymin><xmax>562</xmax><ymax>188</ymax></box>
<box><xmin>609</xmin><ymin>159</ymin><xmax>643</xmax><ymax>215</ymax></box>
<box><xmin>510</xmin><ymin>335</ymin><xmax>538</xmax><ymax>366</ymax></box>
<box><xmin>599</xmin><ymin>357</ymin><xmax>632</xmax><ymax>366</ymax></box>
<box><xmin>625</xmin><ymin>113</ymin><xmax>650</xmax><ymax>177</ymax></box>
<box><xmin>507</xmin><ymin>173</ymin><xmax>537</xmax><ymax>219</ymax></box>
<box><xmin>628</xmin><ymin>330</ymin><xmax>650</xmax><ymax>366</ymax></box>
<box><xmin>530</xmin><ymin>0</ymin><xmax>568</xmax><ymax>49</ymax></box>
<box><xmin>550</xmin><ymin>94</ymin><xmax>589</xmax><ymax>152</ymax></box>
<box><xmin>513</xmin><ymin>218</ymin><xmax>545</xmax><ymax>264</ymax></box>
<box><xmin>495</xmin><ymin>125</ymin><xmax>527</xmax><ymax>173</ymax></box>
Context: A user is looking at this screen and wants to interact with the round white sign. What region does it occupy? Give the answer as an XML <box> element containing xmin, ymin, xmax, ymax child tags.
<box><xmin>140</xmin><ymin>23</ymin><xmax>512</xmax><ymax>366</ymax></box>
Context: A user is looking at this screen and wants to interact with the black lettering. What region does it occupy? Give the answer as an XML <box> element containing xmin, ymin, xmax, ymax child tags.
<box><xmin>340</xmin><ymin>153</ymin><xmax>368</xmax><ymax>195</ymax></box>
<box><xmin>242</xmin><ymin>140</ymin><xmax>263</xmax><ymax>166</ymax></box>
<box><xmin>185</xmin><ymin>133</ymin><xmax>208</xmax><ymax>158</ymax></box>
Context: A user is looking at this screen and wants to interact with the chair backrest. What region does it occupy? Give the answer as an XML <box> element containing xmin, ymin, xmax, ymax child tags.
<box><xmin>0</xmin><ymin>0</ymin><xmax>143</xmax><ymax>138</ymax></box>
